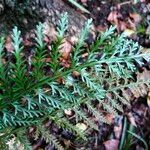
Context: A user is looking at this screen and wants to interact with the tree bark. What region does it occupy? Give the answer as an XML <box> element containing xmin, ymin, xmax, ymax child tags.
<box><xmin>0</xmin><ymin>0</ymin><xmax>95</xmax><ymax>41</ymax></box>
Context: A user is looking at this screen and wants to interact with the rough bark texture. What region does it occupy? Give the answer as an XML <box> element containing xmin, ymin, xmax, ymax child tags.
<box><xmin>0</xmin><ymin>0</ymin><xmax>95</xmax><ymax>41</ymax></box>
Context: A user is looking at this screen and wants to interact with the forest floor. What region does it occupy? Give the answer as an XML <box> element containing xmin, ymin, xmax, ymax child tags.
<box><xmin>60</xmin><ymin>1</ymin><xmax>150</xmax><ymax>150</ymax></box>
<box><xmin>31</xmin><ymin>0</ymin><xmax>150</xmax><ymax>150</ymax></box>
<box><xmin>2</xmin><ymin>0</ymin><xmax>150</xmax><ymax>150</ymax></box>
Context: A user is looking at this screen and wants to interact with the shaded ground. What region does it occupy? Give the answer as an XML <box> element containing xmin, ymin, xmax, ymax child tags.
<box><xmin>1</xmin><ymin>0</ymin><xmax>150</xmax><ymax>149</ymax></box>
<box><xmin>30</xmin><ymin>1</ymin><xmax>150</xmax><ymax>149</ymax></box>
<box><xmin>77</xmin><ymin>0</ymin><xmax>150</xmax><ymax>47</ymax></box>
<box><xmin>81</xmin><ymin>1</ymin><xmax>150</xmax><ymax>149</ymax></box>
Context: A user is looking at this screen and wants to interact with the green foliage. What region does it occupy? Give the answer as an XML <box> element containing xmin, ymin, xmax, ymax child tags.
<box><xmin>0</xmin><ymin>13</ymin><xmax>150</xmax><ymax>149</ymax></box>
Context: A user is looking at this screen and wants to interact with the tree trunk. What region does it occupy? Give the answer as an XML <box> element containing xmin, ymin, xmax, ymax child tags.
<box><xmin>0</xmin><ymin>0</ymin><xmax>95</xmax><ymax>41</ymax></box>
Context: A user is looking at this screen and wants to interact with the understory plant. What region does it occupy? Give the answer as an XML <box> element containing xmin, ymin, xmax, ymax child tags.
<box><xmin>119</xmin><ymin>117</ymin><xmax>148</xmax><ymax>150</ymax></box>
<box><xmin>0</xmin><ymin>13</ymin><xmax>150</xmax><ymax>149</ymax></box>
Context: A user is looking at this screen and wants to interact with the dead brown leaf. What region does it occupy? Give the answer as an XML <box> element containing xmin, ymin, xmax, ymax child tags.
<box><xmin>5</xmin><ymin>36</ymin><xmax>14</xmax><ymax>52</ymax></box>
<box><xmin>59</xmin><ymin>39</ymin><xmax>72</xmax><ymax>68</ymax></box>
<box><xmin>129</xmin><ymin>13</ymin><xmax>141</xmax><ymax>24</ymax></box>
<box><xmin>105</xmin><ymin>113</ymin><xmax>115</xmax><ymax>124</ymax></box>
<box><xmin>23</xmin><ymin>38</ymin><xmax>33</xmax><ymax>46</ymax></box>
<box><xmin>107</xmin><ymin>11</ymin><xmax>119</xmax><ymax>25</ymax></box>
<box><xmin>118</xmin><ymin>21</ymin><xmax>127</xmax><ymax>31</ymax></box>
<box><xmin>96</xmin><ymin>25</ymin><xmax>108</xmax><ymax>32</ymax></box>
<box><xmin>103</xmin><ymin>139</ymin><xmax>119</xmax><ymax>150</ymax></box>
<box><xmin>43</xmin><ymin>22</ymin><xmax>57</xmax><ymax>41</ymax></box>
<box><xmin>59</xmin><ymin>40</ymin><xmax>72</xmax><ymax>60</ymax></box>
<box><xmin>127</xmin><ymin>18</ymin><xmax>136</xmax><ymax>30</ymax></box>
<box><xmin>107</xmin><ymin>10</ymin><xmax>142</xmax><ymax>33</ymax></box>
<box><xmin>107</xmin><ymin>11</ymin><xmax>127</xmax><ymax>32</ymax></box>
<box><xmin>59</xmin><ymin>58</ymin><xmax>71</xmax><ymax>68</ymax></box>
<box><xmin>56</xmin><ymin>77</ymin><xmax>66</xmax><ymax>84</ymax></box>
<box><xmin>127</xmin><ymin>112</ymin><xmax>137</xmax><ymax>127</ymax></box>
<box><xmin>72</xmin><ymin>71</ymin><xmax>80</xmax><ymax>77</ymax></box>
<box><xmin>114</xmin><ymin>123</ymin><xmax>123</xmax><ymax>139</ymax></box>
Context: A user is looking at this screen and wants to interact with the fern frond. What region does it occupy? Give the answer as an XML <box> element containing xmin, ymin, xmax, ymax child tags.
<box><xmin>72</xmin><ymin>18</ymin><xmax>93</xmax><ymax>65</ymax></box>
<box><xmin>74</xmin><ymin>107</ymin><xmax>98</xmax><ymax>131</ymax></box>
<box><xmin>90</xmin><ymin>25</ymin><xmax>116</xmax><ymax>53</ymax></box>
<box><xmin>85</xmin><ymin>101</ymin><xmax>110</xmax><ymax>124</ymax></box>
<box><xmin>15</xmin><ymin>130</ymin><xmax>32</xmax><ymax>150</ymax></box>
<box><xmin>37</xmin><ymin>125</ymin><xmax>64</xmax><ymax>150</ymax></box>
<box><xmin>49</xmin><ymin>113</ymin><xmax>87</xmax><ymax>140</ymax></box>
<box><xmin>0</xmin><ymin>12</ymin><xmax>150</xmax><ymax>149</ymax></box>
<box><xmin>57</xmin><ymin>12</ymin><xmax>68</xmax><ymax>38</ymax></box>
